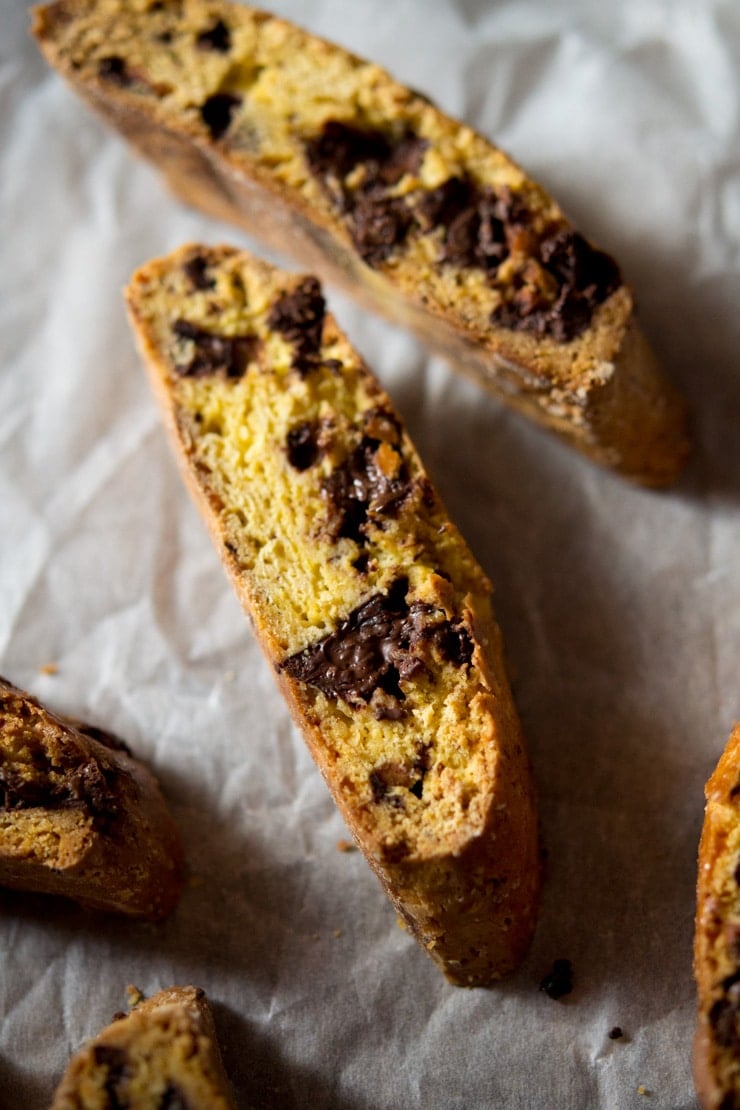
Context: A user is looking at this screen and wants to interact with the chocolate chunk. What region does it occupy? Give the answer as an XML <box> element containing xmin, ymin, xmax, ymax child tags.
<box><xmin>417</xmin><ymin>176</ymin><xmax>509</xmax><ymax>274</ymax></box>
<box><xmin>159</xmin><ymin>1083</ymin><xmax>189</xmax><ymax>1110</ymax></box>
<box><xmin>286</xmin><ymin>422</ymin><xmax>320</xmax><ymax>471</ymax></box>
<box><xmin>370</xmin><ymin>746</ymin><xmax>430</xmax><ymax>800</ymax></box>
<box><xmin>280</xmin><ymin>578</ymin><xmax>471</xmax><ymax>709</ymax></box>
<box><xmin>305</xmin><ymin>121</ymin><xmax>427</xmax><ymax>266</ymax></box>
<box><xmin>322</xmin><ymin>439</ymin><xmax>408</xmax><ymax>542</ymax></box>
<box><xmin>0</xmin><ymin>749</ymin><xmax>120</xmax><ymax>827</ymax></box>
<box><xmin>267</xmin><ymin>278</ymin><xmax>326</xmax><ymax>375</ymax></box>
<box><xmin>321</xmin><ymin>407</ymin><xmax>409</xmax><ymax>542</ymax></box>
<box><xmin>305</xmin><ymin>121</ymin><xmax>394</xmax><ymax>182</ymax></box>
<box><xmin>196</xmin><ymin>19</ymin><xmax>231</xmax><ymax>52</ymax></box>
<box><xmin>200</xmin><ymin>93</ymin><xmax>241</xmax><ymax>140</ymax></box>
<box><xmin>711</xmin><ymin>973</ymin><xmax>740</xmax><ymax>1048</ymax></box>
<box><xmin>608</xmin><ymin>1026</ymin><xmax>623</xmax><ymax>1040</ymax></box>
<box><xmin>350</xmin><ymin>192</ymin><xmax>415</xmax><ymax>267</ymax></box>
<box><xmin>172</xmin><ymin>319</ymin><xmax>258</xmax><ymax>378</ymax></box>
<box><xmin>183</xmin><ymin>254</ymin><xmax>215</xmax><ymax>292</ymax></box>
<box><xmin>492</xmin><ymin>229</ymin><xmax>622</xmax><ymax>342</ymax></box>
<box><xmin>539</xmin><ymin>958</ymin><xmax>573</xmax><ymax>1000</ymax></box>
<box><xmin>93</xmin><ymin>1044</ymin><xmax>130</xmax><ymax>1109</ymax></box>
<box><xmin>97</xmin><ymin>56</ymin><xmax>131</xmax><ymax>87</ymax></box>
<box><xmin>94</xmin><ymin>1045</ymin><xmax>129</xmax><ymax>1071</ymax></box>
<box><xmin>352</xmin><ymin>552</ymin><xmax>370</xmax><ymax>575</ymax></box>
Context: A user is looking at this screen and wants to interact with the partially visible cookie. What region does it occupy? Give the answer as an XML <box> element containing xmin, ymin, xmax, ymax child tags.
<box><xmin>51</xmin><ymin>986</ymin><xmax>235</xmax><ymax>1109</ymax></box>
<box><xmin>33</xmin><ymin>0</ymin><xmax>689</xmax><ymax>486</ymax></box>
<box><xmin>694</xmin><ymin>725</ymin><xmax>740</xmax><ymax>1108</ymax></box>
<box><xmin>0</xmin><ymin>676</ymin><xmax>183</xmax><ymax>919</ymax></box>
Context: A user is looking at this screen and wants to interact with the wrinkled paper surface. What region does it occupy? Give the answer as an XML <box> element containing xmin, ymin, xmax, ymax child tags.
<box><xmin>2</xmin><ymin>1</ymin><xmax>740</xmax><ymax>1106</ymax></box>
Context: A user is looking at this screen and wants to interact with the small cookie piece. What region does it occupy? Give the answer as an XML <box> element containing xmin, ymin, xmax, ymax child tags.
<box><xmin>51</xmin><ymin>986</ymin><xmax>235</xmax><ymax>1109</ymax></box>
<box><xmin>694</xmin><ymin>725</ymin><xmax>740</xmax><ymax>1108</ymax></box>
<box><xmin>0</xmin><ymin>676</ymin><xmax>183</xmax><ymax>919</ymax></box>
<box><xmin>125</xmin><ymin>244</ymin><xmax>540</xmax><ymax>986</ymax></box>
<box><xmin>33</xmin><ymin>0</ymin><xmax>689</xmax><ymax>486</ymax></box>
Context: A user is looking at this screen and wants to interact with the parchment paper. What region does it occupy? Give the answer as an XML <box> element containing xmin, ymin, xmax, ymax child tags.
<box><xmin>2</xmin><ymin>1</ymin><xmax>740</xmax><ymax>1106</ymax></box>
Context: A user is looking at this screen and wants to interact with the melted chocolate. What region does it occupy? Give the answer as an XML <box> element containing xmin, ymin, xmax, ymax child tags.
<box><xmin>279</xmin><ymin>578</ymin><xmax>472</xmax><ymax>708</ymax></box>
<box><xmin>0</xmin><ymin>746</ymin><xmax>121</xmax><ymax>826</ymax></box>
<box><xmin>172</xmin><ymin>319</ymin><xmax>258</xmax><ymax>378</ymax></box>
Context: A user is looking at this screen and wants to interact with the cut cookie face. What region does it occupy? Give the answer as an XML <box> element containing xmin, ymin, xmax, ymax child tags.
<box><xmin>126</xmin><ymin>243</ymin><xmax>540</xmax><ymax>985</ymax></box>
<box><xmin>0</xmin><ymin>676</ymin><xmax>183</xmax><ymax>919</ymax></box>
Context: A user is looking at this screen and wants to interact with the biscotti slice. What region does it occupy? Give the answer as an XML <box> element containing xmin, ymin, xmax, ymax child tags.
<box><xmin>34</xmin><ymin>0</ymin><xmax>689</xmax><ymax>487</ymax></box>
<box><xmin>0</xmin><ymin>676</ymin><xmax>183</xmax><ymax>919</ymax></box>
<box><xmin>51</xmin><ymin>986</ymin><xmax>235</xmax><ymax>1109</ymax></box>
<box><xmin>694</xmin><ymin>725</ymin><xmax>740</xmax><ymax>1108</ymax></box>
<box><xmin>125</xmin><ymin>243</ymin><xmax>539</xmax><ymax>986</ymax></box>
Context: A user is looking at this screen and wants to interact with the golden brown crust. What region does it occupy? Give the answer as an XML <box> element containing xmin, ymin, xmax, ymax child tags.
<box><xmin>125</xmin><ymin>243</ymin><xmax>539</xmax><ymax>984</ymax></box>
<box><xmin>51</xmin><ymin>986</ymin><xmax>235</xmax><ymax>1109</ymax></box>
<box><xmin>0</xmin><ymin>676</ymin><xmax>183</xmax><ymax>919</ymax></box>
<box><xmin>694</xmin><ymin>725</ymin><xmax>740</xmax><ymax>1108</ymax></box>
<box><xmin>33</xmin><ymin>0</ymin><xmax>689</xmax><ymax>486</ymax></box>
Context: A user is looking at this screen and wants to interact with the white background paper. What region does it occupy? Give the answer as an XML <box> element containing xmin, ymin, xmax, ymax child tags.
<box><xmin>2</xmin><ymin>1</ymin><xmax>740</xmax><ymax>1106</ymax></box>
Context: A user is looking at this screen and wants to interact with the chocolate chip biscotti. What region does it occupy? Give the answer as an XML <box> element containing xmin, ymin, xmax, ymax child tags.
<box><xmin>0</xmin><ymin>677</ymin><xmax>183</xmax><ymax>918</ymax></box>
<box><xmin>34</xmin><ymin>0</ymin><xmax>689</xmax><ymax>486</ymax></box>
<box><xmin>125</xmin><ymin>243</ymin><xmax>539</xmax><ymax>985</ymax></box>
<box><xmin>694</xmin><ymin>725</ymin><xmax>740</xmax><ymax>1109</ymax></box>
<box><xmin>51</xmin><ymin>986</ymin><xmax>235</xmax><ymax>1109</ymax></box>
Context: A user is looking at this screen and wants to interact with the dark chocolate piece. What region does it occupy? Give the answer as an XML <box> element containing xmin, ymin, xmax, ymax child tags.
<box><xmin>279</xmin><ymin>578</ymin><xmax>471</xmax><ymax>709</ymax></box>
<box><xmin>172</xmin><ymin>319</ymin><xmax>258</xmax><ymax>379</ymax></box>
<box><xmin>608</xmin><ymin>1027</ymin><xmax>623</xmax><ymax>1040</ymax></box>
<box><xmin>200</xmin><ymin>93</ymin><xmax>241</xmax><ymax>140</ymax></box>
<box><xmin>196</xmin><ymin>19</ymin><xmax>231</xmax><ymax>53</ymax></box>
<box><xmin>286</xmin><ymin>422</ymin><xmax>320</xmax><ymax>471</ymax></box>
<box><xmin>159</xmin><ymin>1082</ymin><xmax>190</xmax><ymax>1110</ymax></box>
<box><xmin>539</xmin><ymin>958</ymin><xmax>574</xmax><ymax>1000</ymax></box>
<box><xmin>267</xmin><ymin>278</ymin><xmax>326</xmax><ymax>375</ymax></box>
<box><xmin>369</xmin><ymin>746</ymin><xmax>430</xmax><ymax>802</ymax></box>
<box><xmin>711</xmin><ymin>973</ymin><xmax>740</xmax><ymax>1049</ymax></box>
<box><xmin>322</xmin><ymin>408</ymin><xmax>410</xmax><ymax>542</ymax></box>
<box><xmin>492</xmin><ymin>229</ymin><xmax>621</xmax><ymax>342</ymax></box>
<box><xmin>0</xmin><ymin>748</ymin><xmax>121</xmax><ymax>827</ymax></box>
<box><xmin>350</xmin><ymin>193</ymin><xmax>415</xmax><ymax>267</ymax></box>
<box><xmin>417</xmin><ymin>176</ymin><xmax>509</xmax><ymax>274</ymax></box>
<box><xmin>183</xmin><ymin>254</ymin><xmax>216</xmax><ymax>292</ymax></box>
<box><xmin>97</xmin><ymin>56</ymin><xmax>131</xmax><ymax>87</ymax></box>
<box><xmin>305</xmin><ymin>121</ymin><xmax>427</xmax><ymax>266</ymax></box>
<box><xmin>93</xmin><ymin>1044</ymin><xmax>130</xmax><ymax>1109</ymax></box>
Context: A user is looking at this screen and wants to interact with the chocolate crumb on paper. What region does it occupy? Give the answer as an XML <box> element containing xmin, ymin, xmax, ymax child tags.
<box><xmin>539</xmin><ymin>958</ymin><xmax>573</xmax><ymax>1000</ymax></box>
<box><xmin>608</xmin><ymin>1026</ymin><xmax>623</xmax><ymax>1040</ymax></box>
